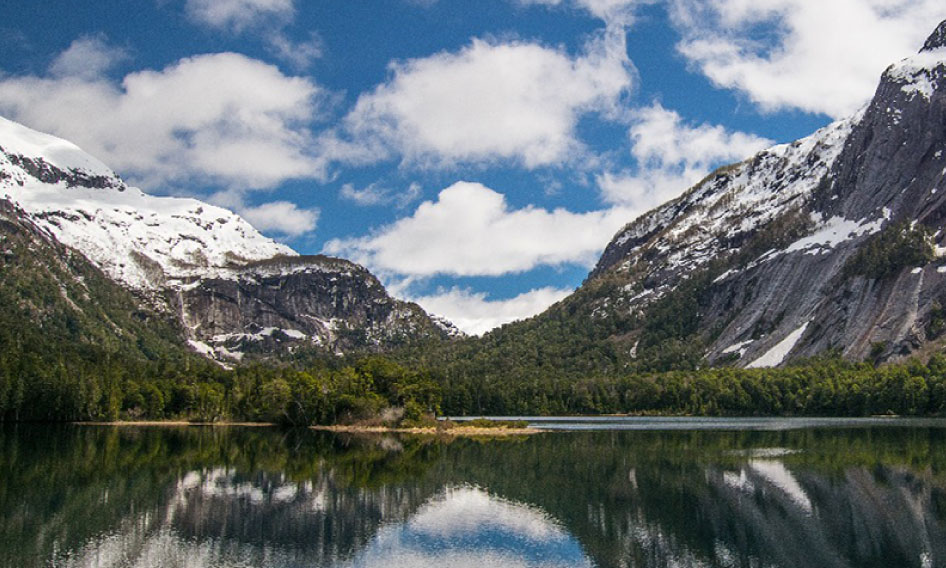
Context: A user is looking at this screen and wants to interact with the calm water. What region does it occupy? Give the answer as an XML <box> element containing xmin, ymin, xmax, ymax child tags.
<box><xmin>2</xmin><ymin>419</ymin><xmax>946</xmax><ymax>568</ymax></box>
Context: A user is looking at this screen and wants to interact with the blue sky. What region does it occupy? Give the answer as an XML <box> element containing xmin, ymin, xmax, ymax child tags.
<box><xmin>1</xmin><ymin>0</ymin><xmax>944</xmax><ymax>333</ymax></box>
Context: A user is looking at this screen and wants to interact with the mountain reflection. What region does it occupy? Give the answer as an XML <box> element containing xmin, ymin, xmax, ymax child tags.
<box><xmin>2</xmin><ymin>424</ymin><xmax>946</xmax><ymax>568</ymax></box>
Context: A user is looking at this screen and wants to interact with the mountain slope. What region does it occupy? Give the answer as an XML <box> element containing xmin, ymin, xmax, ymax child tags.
<box><xmin>0</xmin><ymin>117</ymin><xmax>455</xmax><ymax>360</ymax></box>
<box><xmin>0</xmin><ymin>197</ymin><xmax>204</xmax><ymax>420</ymax></box>
<box><xmin>410</xmin><ymin>19</ymin><xmax>946</xmax><ymax>380</ymax></box>
<box><xmin>592</xmin><ymin>19</ymin><xmax>946</xmax><ymax>368</ymax></box>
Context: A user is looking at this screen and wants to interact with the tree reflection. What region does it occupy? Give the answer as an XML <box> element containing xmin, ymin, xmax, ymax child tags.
<box><xmin>1</xmin><ymin>424</ymin><xmax>946</xmax><ymax>568</ymax></box>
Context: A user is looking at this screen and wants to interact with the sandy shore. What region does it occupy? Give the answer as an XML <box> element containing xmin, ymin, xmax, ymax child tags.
<box><xmin>310</xmin><ymin>425</ymin><xmax>543</xmax><ymax>436</ymax></box>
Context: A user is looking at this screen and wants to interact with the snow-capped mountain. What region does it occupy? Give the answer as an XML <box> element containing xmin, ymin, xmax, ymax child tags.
<box><xmin>581</xmin><ymin>19</ymin><xmax>946</xmax><ymax>367</ymax></box>
<box><xmin>0</xmin><ymin>116</ymin><xmax>456</xmax><ymax>359</ymax></box>
<box><xmin>0</xmin><ymin>116</ymin><xmax>293</xmax><ymax>291</ymax></box>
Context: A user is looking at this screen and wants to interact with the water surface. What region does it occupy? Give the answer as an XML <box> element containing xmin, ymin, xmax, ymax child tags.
<box><xmin>2</xmin><ymin>418</ymin><xmax>946</xmax><ymax>567</ymax></box>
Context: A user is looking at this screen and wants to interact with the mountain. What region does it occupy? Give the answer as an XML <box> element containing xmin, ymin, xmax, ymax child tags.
<box><xmin>0</xmin><ymin>117</ymin><xmax>456</xmax><ymax>361</ymax></box>
<box><xmin>413</xmin><ymin>19</ymin><xmax>946</xmax><ymax>380</ymax></box>
<box><xmin>586</xmin><ymin>19</ymin><xmax>946</xmax><ymax>368</ymax></box>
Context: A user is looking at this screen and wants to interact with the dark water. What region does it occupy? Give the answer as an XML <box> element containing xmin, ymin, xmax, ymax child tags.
<box><xmin>2</xmin><ymin>420</ymin><xmax>946</xmax><ymax>568</ymax></box>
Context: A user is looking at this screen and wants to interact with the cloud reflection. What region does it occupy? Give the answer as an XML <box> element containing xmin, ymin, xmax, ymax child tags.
<box><xmin>340</xmin><ymin>486</ymin><xmax>593</xmax><ymax>568</ymax></box>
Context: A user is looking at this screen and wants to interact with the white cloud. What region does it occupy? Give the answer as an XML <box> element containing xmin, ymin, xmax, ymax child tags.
<box><xmin>411</xmin><ymin>286</ymin><xmax>573</xmax><ymax>335</ymax></box>
<box><xmin>239</xmin><ymin>201</ymin><xmax>319</xmax><ymax>237</ymax></box>
<box><xmin>333</xmin><ymin>30</ymin><xmax>633</xmax><ymax>169</ymax></box>
<box><xmin>669</xmin><ymin>0</ymin><xmax>946</xmax><ymax>117</ymax></box>
<box><xmin>324</xmin><ymin>181</ymin><xmax>634</xmax><ymax>277</ymax></box>
<box><xmin>0</xmin><ymin>49</ymin><xmax>323</xmax><ymax>190</ymax></box>
<box><xmin>184</xmin><ymin>0</ymin><xmax>321</xmax><ymax>69</ymax></box>
<box><xmin>516</xmin><ymin>0</ymin><xmax>654</xmax><ymax>26</ymax></box>
<box><xmin>630</xmin><ymin>103</ymin><xmax>769</xmax><ymax>167</ymax></box>
<box><xmin>49</xmin><ymin>35</ymin><xmax>129</xmax><ymax>80</ymax></box>
<box><xmin>184</xmin><ymin>0</ymin><xmax>294</xmax><ymax>32</ymax></box>
<box><xmin>599</xmin><ymin>103</ymin><xmax>771</xmax><ymax>207</ymax></box>
<box><xmin>340</xmin><ymin>181</ymin><xmax>423</xmax><ymax>208</ymax></box>
<box><xmin>266</xmin><ymin>31</ymin><xmax>323</xmax><ymax>69</ymax></box>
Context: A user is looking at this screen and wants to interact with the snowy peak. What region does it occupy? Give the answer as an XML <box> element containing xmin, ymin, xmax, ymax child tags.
<box><xmin>592</xmin><ymin>114</ymin><xmax>858</xmax><ymax>282</ymax></box>
<box><xmin>921</xmin><ymin>19</ymin><xmax>946</xmax><ymax>52</ymax></box>
<box><xmin>0</xmin><ymin>116</ymin><xmax>294</xmax><ymax>290</ymax></box>
<box><xmin>0</xmin><ymin>116</ymin><xmax>116</xmax><ymax>181</ymax></box>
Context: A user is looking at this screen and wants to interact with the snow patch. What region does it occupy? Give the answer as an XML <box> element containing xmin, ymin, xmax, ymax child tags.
<box><xmin>187</xmin><ymin>340</ymin><xmax>214</xmax><ymax>356</ymax></box>
<box><xmin>747</xmin><ymin>322</ymin><xmax>809</xmax><ymax>368</ymax></box>
<box><xmin>783</xmin><ymin>214</ymin><xmax>883</xmax><ymax>256</ymax></box>
<box><xmin>212</xmin><ymin>327</ymin><xmax>309</xmax><ymax>344</ymax></box>
<box><xmin>713</xmin><ymin>269</ymin><xmax>740</xmax><ymax>284</ymax></box>
<box><xmin>721</xmin><ymin>340</ymin><xmax>753</xmax><ymax>357</ymax></box>
<box><xmin>887</xmin><ymin>48</ymin><xmax>946</xmax><ymax>101</ymax></box>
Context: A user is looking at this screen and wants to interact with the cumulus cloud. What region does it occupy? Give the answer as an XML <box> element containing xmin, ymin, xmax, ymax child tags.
<box><xmin>324</xmin><ymin>181</ymin><xmax>633</xmax><ymax>277</ymax></box>
<box><xmin>669</xmin><ymin>0</ymin><xmax>946</xmax><ymax>118</ymax></box>
<box><xmin>599</xmin><ymin>103</ymin><xmax>771</xmax><ymax>207</ymax></box>
<box><xmin>239</xmin><ymin>200</ymin><xmax>319</xmax><ymax>237</ymax></box>
<box><xmin>184</xmin><ymin>0</ymin><xmax>294</xmax><ymax>32</ymax></box>
<box><xmin>0</xmin><ymin>47</ymin><xmax>323</xmax><ymax>190</ymax></box>
<box><xmin>49</xmin><ymin>35</ymin><xmax>129</xmax><ymax>80</ymax></box>
<box><xmin>340</xmin><ymin>181</ymin><xmax>422</xmax><ymax>208</ymax></box>
<box><xmin>411</xmin><ymin>287</ymin><xmax>573</xmax><ymax>336</ymax></box>
<box><xmin>184</xmin><ymin>0</ymin><xmax>321</xmax><ymax>69</ymax></box>
<box><xmin>328</xmin><ymin>30</ymin><xmax>633</xmax><ymax>170</ymax></box>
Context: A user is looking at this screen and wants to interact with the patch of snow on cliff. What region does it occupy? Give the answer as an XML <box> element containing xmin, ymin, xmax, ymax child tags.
<box><xmin>783</xmin><ymin>214</ymin><xmax>884</xmax><ymax>256</ymax></box>
<box><xmin>747</xmin><ymin>322</ymin><xmax>809</xmax><ymax>368</ymax></box>
<box><xmin>721</xmin><ymin>339</ymin><xmax>753</xmax><ymax>357</ymax></box>
<box><xmin>887</xmin><ymin>48</ymin><xmax>946</xmax><ymax>101</ymax></box>
<box><xmin>187</xmin><ymin>339</ymin><xmax>215</xmax><ymax>357</ymax></box>
<box><xmin>212</xmin><ymin>327</ymin><xmax>309</xmax><ymax>344</ymax></box>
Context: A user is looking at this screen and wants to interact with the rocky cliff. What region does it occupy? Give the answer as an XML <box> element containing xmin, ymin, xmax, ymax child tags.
<box><xmin>584</xmin><ymin>19</ymin><xmax>946</xmax><ymax>367</ymax></box>
<box><xmin>177</xmin><ymin>255</ymin><xmax>453</xmax><ymax>357</ymax></box>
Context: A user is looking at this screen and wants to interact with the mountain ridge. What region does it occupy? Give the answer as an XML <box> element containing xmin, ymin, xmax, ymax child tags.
<box><xmin>0</xmin><ymin>116</ymin><xmax>458</xmax><ymax>360</ymax></box>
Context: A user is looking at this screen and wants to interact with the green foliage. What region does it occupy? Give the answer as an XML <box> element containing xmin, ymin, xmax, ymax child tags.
<box><xmin>428</xmin><ymin>355</ymin><xmax>946</xmax><ymax>418</ymax></box>
<box><xmin>844</xmin><ymin>221</ymin><xmax>934</xmax><ymax>279</ymax></box>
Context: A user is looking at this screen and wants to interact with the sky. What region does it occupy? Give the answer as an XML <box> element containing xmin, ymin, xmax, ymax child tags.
<box><xmin>1</xmin><ymin>0</ymin><xmax>944</xmax><ymax>334</ymax></box>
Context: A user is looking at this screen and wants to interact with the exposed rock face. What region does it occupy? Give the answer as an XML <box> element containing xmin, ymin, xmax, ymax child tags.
<box><xmin>922</xmin><ymin>20</ymin><xmax>946</xmax><ymax>52</ymax></box>
<box><xmin>0</xmin><ymin>116</ymin><xmax>457</xmax><ymax>360</ymax></box>
<box><xmin>585</xmin><ymin>20</ymin><xmax>946</xmax><ymax>366</ymax></box>
<box><xmin>178</xmin><ymin>255</ymin><xmax>454</xmax><ymax>357</ymax></box>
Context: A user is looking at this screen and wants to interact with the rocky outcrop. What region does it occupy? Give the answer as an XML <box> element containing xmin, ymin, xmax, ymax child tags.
<box><xmin>177</xmin><ymin>255</ymin><xmax>455</xmax><ymax>357</ymax></box>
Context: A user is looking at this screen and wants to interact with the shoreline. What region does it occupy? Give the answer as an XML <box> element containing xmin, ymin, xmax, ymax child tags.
<box><xmin>69</xmin><ymin>421</ymin><xmax>542</xmax><ymax>435</ymax></box>
<box><xmin>74</xmin><ymin>421</ymin><xmax>278</xmax><ymax>427</ymax></box>
<box><xmin>310</xmin><ymin>425</ymin><xmax>543</xmax><ymax>436</ymax></box>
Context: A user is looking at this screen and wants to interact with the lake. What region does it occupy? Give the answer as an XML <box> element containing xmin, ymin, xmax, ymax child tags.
<box><xmin>2</xmin><ymin>418</ymin><xmax>946</xmax><ymax>567</ymax></box>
